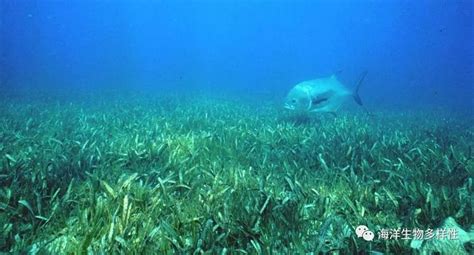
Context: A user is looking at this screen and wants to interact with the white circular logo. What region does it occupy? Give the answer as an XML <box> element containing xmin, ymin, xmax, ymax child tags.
<box><xmin>356</xmin><ymin>225</ymin><xmax>374</xmax><ymax>241</ymax></box>
<box><xmin>356</xmin><ymin>225</ymin><xmax>369</xmax><ymax>237</ymax></box>
<box><xmin>362</xmin><ymin>230</ymin><xmax>375</xmax><ymax>241</ymax></box>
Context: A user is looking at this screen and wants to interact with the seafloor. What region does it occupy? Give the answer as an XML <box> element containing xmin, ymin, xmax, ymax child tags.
<box><xmin>0</xmin><ymin>91</ymin><xmax>472</xmax><ymax>254</ymax></box>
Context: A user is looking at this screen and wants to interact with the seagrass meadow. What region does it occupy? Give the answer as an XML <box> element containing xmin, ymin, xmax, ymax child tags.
<box><xmin>0</xmin><ymin>92</ymin><xmax>472</xmax><ymax>254</ymax></box>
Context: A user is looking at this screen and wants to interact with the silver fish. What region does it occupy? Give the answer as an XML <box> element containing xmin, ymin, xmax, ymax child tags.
<box><xmin>410</xmin><ymin>217</ymin><xmax>474</xmax><ymax>255</ymax></box>
<box><xmin>284</xmin><ymin>71</ymin><xmax>367</xmax><ymax>114</ymax></box>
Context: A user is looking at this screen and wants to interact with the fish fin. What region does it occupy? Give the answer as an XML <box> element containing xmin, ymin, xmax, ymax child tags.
<box><xmin>353</xmin><ymin>71</ymin><xmax>367</xmax><ymax>106</ymax></box>
<box><xmin>312</xmin><ymin>97</ymin><xmax>329</xmax><ymax>106</ymax></box>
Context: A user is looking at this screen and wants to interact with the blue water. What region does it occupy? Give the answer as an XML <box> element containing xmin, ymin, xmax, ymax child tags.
<box><xmin>1</xmin><ymin>0</ymin><xmax>472</xmax><ymax>110</ymax></box>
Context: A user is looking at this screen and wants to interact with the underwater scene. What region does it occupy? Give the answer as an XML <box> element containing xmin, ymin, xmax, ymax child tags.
<box><xmin>0</xmin><ymin>0</ymin><xmax>473</xmax><ymax>254</ymax></box>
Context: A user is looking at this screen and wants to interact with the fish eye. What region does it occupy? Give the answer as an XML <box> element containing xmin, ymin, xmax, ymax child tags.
<box><xmin>291</xmin><ymin>99</ymin><xmax>296</xmax><ymax>103</ymax></box>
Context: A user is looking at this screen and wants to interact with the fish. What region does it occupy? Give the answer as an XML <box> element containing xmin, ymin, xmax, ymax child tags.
<box><xmin>284</xmin><ymin>71</ymin><xmax>367</xmax><ymax>114</ymax></box>
<box><xmin>410</xmin><ymin>217</ymin><xmax>474</xmax><ymax>255</ymax></box>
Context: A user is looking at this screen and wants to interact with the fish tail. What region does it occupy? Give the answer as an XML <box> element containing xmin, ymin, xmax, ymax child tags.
<box><xmin>353</xmin><ymin>71</ymin><xmax>367</xmax><ymax>106</ymax></box>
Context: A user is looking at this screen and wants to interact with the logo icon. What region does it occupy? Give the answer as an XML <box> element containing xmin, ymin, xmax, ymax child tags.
<box><xmin>356</xmin><ymin>225</ymin><xmax>374</xmax><ymax>241</ymax></box>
